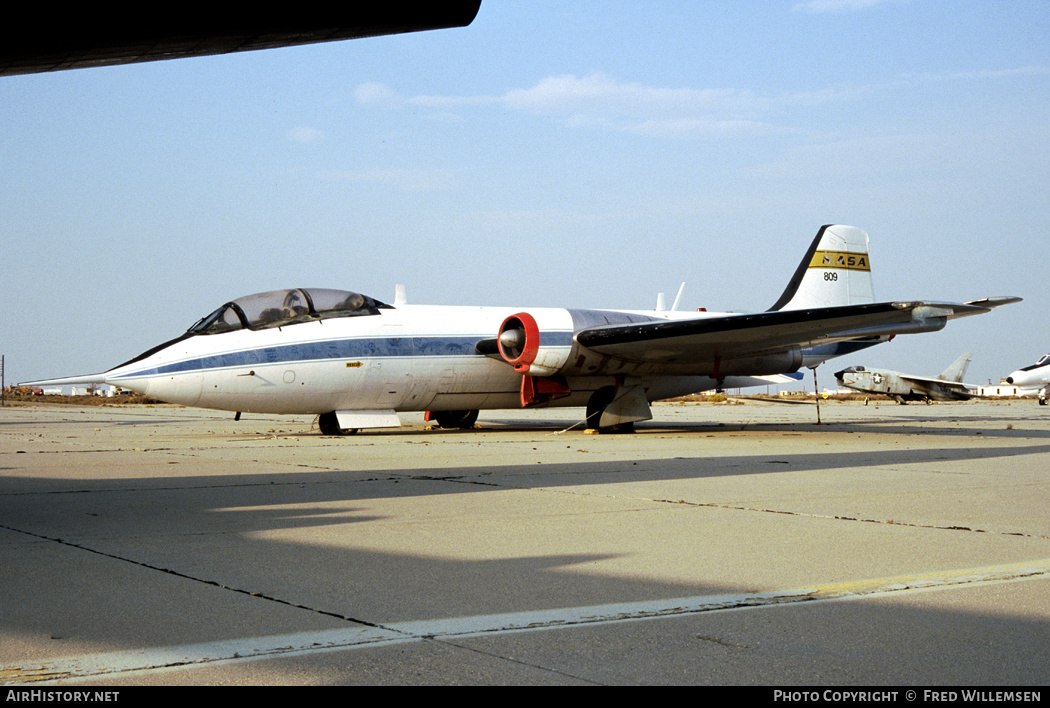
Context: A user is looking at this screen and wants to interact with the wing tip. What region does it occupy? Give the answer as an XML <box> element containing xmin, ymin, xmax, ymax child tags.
<box><xmin>964</xmin><ymin>296</ymin><xmax>1023</xmax><ymax>309</ymax></box>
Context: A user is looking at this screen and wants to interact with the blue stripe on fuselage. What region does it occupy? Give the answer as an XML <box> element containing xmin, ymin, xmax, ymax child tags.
<box><xmin>110</xmin><ymin>333</ymin><xmax>575</xmax><ymax>380</ymax></box>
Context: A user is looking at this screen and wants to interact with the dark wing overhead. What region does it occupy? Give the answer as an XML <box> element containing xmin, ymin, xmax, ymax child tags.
<box><xmin>575</xmin><ymin>300</ymin><xmax>1011</xmax><ymax>366</ymax></box>
<box><xmin>1</xmin><ymin>3</ymin><xmax>482</xmax><ymax>76</ymax></box>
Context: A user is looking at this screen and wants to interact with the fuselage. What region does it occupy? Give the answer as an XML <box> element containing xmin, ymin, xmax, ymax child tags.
<box><xmin>1005</xmin><ymin>354</ymin><xmax>1050</xmax><ymax>404</ymax></box>
<box><xmin>103</xmin><ymin>303</ymin><xmax>747</xmax><ymax>415</ymax></box>
<box><xmin>1006</xmin><ymin>354</ymin><xmax>1050</xmax><ymax>389</ymax></box>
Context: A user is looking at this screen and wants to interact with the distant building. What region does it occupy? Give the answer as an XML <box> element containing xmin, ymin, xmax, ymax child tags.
<box><xmin>977</xmin><ymin>383</ymin><xmax>1029</xmax><ymax>398</ymax></box>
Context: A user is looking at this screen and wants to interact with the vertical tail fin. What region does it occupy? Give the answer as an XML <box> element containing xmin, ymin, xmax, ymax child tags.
<box><xmin>938</xmin><ymin>353</ymin><xmax>972</xmax><ymax>382</ymax></box>
<box><xmin>769</xmin><ymin>225</ymin><xmax>875</xmax><ymax>311</ymax></box>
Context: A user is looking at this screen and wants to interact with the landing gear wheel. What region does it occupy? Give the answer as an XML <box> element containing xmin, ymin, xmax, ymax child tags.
<box><xmin>585</xmin><ymin>387</ymin><xmax>634</xmax><ymax>434</ymax></box>
<box><xmin>318</xmin><ymin>411</ymin><xmax>359</xmax><ymax>436</ymax></box>
<box><xmin>431</xmin><ymin>409</ymin><xmax>479</xmax><ymax>429</ymax></box>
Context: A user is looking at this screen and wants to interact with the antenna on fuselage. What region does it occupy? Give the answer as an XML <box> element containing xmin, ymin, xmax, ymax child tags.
<box><xmin>671</xmin><ymin>282</ymin><xmax>685</xmax><ymax>311</ymax></box>
<box><xmin>656</xmin><ymin>283</ymin><xmax>685</xmax><ymax>312</ymax></box>
<box><xmin>394</xmin><ymin>284</ymin><xmax>407</xmax><ymax>306</ymax></box>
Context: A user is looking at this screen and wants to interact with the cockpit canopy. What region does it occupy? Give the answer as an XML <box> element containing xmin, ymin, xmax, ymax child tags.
<box><xmin>188</xmin><ymin>288</ymin><xmax>391</xmax><ymax>335</ymax></box>
<box><xmin>1020</xmin><ymin>354</ymin><xmax>1050</xmax><ymax>372</ymax></box>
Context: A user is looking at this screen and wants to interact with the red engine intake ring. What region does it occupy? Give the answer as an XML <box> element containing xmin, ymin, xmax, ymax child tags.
<box><xmin>498</xmin><ymin>312</ymin><xmax>541</xmax><ymax>373</ymax></box>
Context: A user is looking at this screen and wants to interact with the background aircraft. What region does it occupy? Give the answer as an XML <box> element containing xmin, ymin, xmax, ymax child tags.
<box><xmin>1006</xmin><ymin>354</ymin><xmax>1050</xmax><ymax>405</ymax></box>
<box><xmin>0</xmin><ymin>4</ymin><xmax>482</xmax><ymax>76</ymax></box>
<box><xmin>22</xmin><ymin>225</ymin><xmax>1019</xmax><ymax>433</ymax></box>
<box><xmin>834</xmin><ymin>353</ymin><xmax>976</xmax><ymax>404</ymax></box>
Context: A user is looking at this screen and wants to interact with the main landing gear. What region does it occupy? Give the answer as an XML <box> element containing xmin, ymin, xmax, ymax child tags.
<box><xmin>318</xmin><ymin>411</ymin><xmax>358</xmax><ymax>436</ymax></box>
<box><xmin>426</xmin><ymin>409</ymin><xmax>480</xmax><ymax>429</ymax></box>
<box><xmin>585</xmin><ymin>385</ymin><xmax>646</xmax><ymax>434</ymax></box>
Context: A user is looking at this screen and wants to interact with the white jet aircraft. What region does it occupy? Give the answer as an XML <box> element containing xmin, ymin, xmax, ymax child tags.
<box><xmin>1006</xmin><ymin>354</ymin><xmax>1050</xmax><ymax>405</ymax></box>
<box><xmin>23</xmin><ymin>225</ymin><xmax>1019</xmax><ymax>433</ymax></box>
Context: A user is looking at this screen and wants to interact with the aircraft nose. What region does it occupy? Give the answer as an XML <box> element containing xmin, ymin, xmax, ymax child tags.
<box><xmin>1006</xmin><ymin>376</ymin><xmax>1014</xmax><ymax>384</ymax></box>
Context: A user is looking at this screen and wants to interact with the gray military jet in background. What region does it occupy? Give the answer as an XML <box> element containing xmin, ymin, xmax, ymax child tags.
<box><xmin>834</xmin><ymin>353</ymin><xmax>975</xmax><ymax>404</ymax></box>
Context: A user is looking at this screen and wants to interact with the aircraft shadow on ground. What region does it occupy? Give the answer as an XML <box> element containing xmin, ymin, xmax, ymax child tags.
<box><xmin>2</xmin><ymin>413</ymin><xmax>1049</xmax><ymax>683</ymax></box>
<box><xmin>1</xmin><ymin>460</ymin><xmax>1048</xmax><ymax>685</ymax></box>
<box><xmin>446</xmin><ymin>416</ymin><xmax>1050</xmax><ymax>442</ymax></box>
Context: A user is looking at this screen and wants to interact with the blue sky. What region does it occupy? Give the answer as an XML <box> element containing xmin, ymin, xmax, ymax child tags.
<box><xmin>2</xmin><ymin>1</ymin><xmax>1048</xmax><ymax>390</ymax></box>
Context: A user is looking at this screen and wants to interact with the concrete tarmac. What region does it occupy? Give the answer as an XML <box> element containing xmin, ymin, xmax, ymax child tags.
<box><xmin>1</xmin><ymin>398</ymin><xmax>1047</xmax><ymax>686</ymax></box>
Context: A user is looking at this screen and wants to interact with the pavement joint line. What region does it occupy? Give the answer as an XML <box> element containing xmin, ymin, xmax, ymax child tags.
<box><xmin>651</xmin><ymin>498</ymin><xmax>1045</xmax><ymax>539</ymax></box>
<box><xmin>4</xmin><ymin>559</ymin><xmax>1049</xmax><ymax>685</ymax></box>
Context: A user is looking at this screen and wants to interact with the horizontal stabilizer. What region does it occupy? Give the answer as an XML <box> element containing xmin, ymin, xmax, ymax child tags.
<box><xmin>759</xmin><ymin>372</ymin><xmax>806</xmax><ymax>383</ymax></box>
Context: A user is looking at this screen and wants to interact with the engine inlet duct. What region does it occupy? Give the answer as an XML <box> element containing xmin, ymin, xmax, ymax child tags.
<box><xmin>497</xmin><ymin>313</ymin><xmax>539</xmax><ymax>373</ymax></box>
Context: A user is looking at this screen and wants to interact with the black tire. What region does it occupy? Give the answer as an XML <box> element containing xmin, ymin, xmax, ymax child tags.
<box><xmin>585</xmin><ymin>387</ymin><xmax>634</xmax><ymax>433</ymax></box>
<box><xmin>431</xmin><ymin>409</ymin><xmax>479</xmax><ymax>429</ymax></box>
<box><xmin>318</xmin><ymin>411</ymin><xmax>359</xmax><ymax>436</ymax></box>
<box><xmin>585</xmin><ymin>387</ymin><xmax>614</xmax><ymax>429</ymax></box>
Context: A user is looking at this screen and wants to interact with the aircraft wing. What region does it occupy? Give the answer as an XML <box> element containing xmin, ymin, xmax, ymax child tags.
<box><xmin>897</xmin><ymin>375</ymin><xmax>974</xmax><ymax>393</ymax></box>
<box><xmin>1</xmin><ymin>4</ymin><xmax>482</xmax><ymax>76</ymax></box>
<box><xmin>575</xmin><ymin>299</ymin><xmax>1011</xmax><ymax>366</ymax></box>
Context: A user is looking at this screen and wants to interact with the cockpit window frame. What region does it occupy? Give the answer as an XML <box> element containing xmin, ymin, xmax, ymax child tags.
<box><xmin>1020</xmin><ymin>354</ymin><xmax>1050</xmax><ymax>371</ymax></box>
<box><xmin>187</xmin><ymin>288</ymin><xmax>392</xmax><ymax>336</ymax></box>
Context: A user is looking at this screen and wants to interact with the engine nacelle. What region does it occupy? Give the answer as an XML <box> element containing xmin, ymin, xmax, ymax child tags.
<box><xmin>497</xmin><ymin>311</ymin><xmax>575</xmax><ymax>377</ymax></box>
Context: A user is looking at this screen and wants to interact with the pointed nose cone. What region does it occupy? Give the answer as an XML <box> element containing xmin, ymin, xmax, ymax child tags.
<box><xmin>103</xmin><ymin>336</ymin><xmax>203</xmax><ymax>406</ymax></box>
<box><xmin>102</xmin><ymin>360</ymin><xmax>151</xmax><ymax>396</ymax></box>
<box><xmin>1005</xmin><ymin>369</ymin><xmax>1036</xmax><ymax>386</ymax></box>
